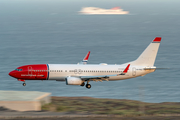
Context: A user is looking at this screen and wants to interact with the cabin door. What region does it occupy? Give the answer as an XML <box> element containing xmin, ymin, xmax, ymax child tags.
<box><xmin>74</xmin><ymin>69</ymin><xmax>82</xmax><ymax>75</ymax></box>
<box><xmin>28</xmin><ymin>66</ymin><xmax>32</xmax><ymax>77</ymax></box>
<box><xmin>132</xmin><ymin>67</ymin><xmax>136</xmax><ymax>76</ymax></box>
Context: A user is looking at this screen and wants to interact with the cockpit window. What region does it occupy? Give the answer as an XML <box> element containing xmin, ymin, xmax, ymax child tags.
<box><xmin>15</xmin><ymin>69</ymin><xmax>22</xmax><ymax>71</ymax></box>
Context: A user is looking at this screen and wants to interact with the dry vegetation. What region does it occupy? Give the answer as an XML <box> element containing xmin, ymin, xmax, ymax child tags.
<box><xmin>42</xmin><ymin>96</ymin><xmax>180</xmax><ymax>115</ymax></box>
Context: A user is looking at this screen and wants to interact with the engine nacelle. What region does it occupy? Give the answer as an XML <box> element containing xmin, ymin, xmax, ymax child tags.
<box><xmin>66</xmin><ymin>77</ymin><xmax>83</xmax><ymax>85</ymax></box>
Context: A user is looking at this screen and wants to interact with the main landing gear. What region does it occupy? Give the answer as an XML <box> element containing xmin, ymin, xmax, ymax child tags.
<box><xmin>80</xmin><ymin>81</ymin><xmax>91</xmax><ymax>89</ymax></box>
<box><xmin>86</xmin><ymin>84</ymin><xmax>91</xmax><ymax>89</ymax></box>
<box><xmin>80</xmin><ymin>82</ymin><xmax>85</xmax><ymax>86</ymax></box>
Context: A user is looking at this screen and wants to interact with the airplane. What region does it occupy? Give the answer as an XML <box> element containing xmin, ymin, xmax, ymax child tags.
<box><xmin>9</xmin><ymin>37</ymin><xmax>161</xmax><ymax>89</ymax></box>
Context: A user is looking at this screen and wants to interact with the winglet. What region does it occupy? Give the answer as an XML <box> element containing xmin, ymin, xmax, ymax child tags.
<box><xmin>123</xmin><ymin>64</ymin><xmax>130</xmax><ymax>73</ymax></box>
<box><xmin>83</xmin><ymin>51</ymin><xmax>90</xmax><ymax>61</ymax></box>
<box><xmin>152</xmin><ymin>37</ymin><xmax>161</xmax><ymax>43</ymax></box>
<box><xmin>80</xmin><ymin>51</ymin><xmax>90</xmax><ymax>64</ymax></box>
<box><xmin>119</xmin><ymin>64</ymin><xmax>130</xmax><ymax>75</ymax></box>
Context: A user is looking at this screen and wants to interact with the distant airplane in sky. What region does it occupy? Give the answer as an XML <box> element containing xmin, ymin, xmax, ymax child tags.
<box><xmin>9</xmin><ymin>37</ymin><xmax>161</xmax><ymax>89</ymax></box>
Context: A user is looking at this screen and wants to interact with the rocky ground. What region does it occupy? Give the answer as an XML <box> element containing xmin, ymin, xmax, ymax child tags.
<box><xmin>1</xmin><ymin>96</ymin><xmax>180</xmax><ymax>120</ymax></box>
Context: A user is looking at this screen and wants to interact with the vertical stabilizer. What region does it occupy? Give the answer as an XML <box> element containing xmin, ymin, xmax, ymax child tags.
<box><xmin>127</xmin><ymin>37</ymin><xmax>161</xmax><ymax>66</ymax></box>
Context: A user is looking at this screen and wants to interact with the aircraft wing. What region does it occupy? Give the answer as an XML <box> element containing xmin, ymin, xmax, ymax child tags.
<box><xmin>79</xmin><ymin>51</ymin><xmax>90</xmax><ymax>65</ymax></box>
<box><xmin>80</xmin><ymin>64</ymin><xmax>130</xmax><ymax>81</ymax></box>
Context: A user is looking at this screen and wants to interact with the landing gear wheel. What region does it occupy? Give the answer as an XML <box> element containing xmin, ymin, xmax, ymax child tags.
<box><xmin>80</xmin><ymin>82</ymin><xmax>85</xmax><ymax>86</ymax></box>
<box><xmin>86</xmin><ymin>84</ymin><xmax>91</xmax><ymax>89</ymax></box>
<box><xmin>22</xmin><ymin>83</ymin><xmax>26</xmax><ymax>86</ymax></box>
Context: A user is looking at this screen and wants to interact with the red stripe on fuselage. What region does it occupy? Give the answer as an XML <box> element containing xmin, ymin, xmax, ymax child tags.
<box><xmin>14</xmin><ymin>64</ymin><xmax>48</xmax><ymax>80</ymax></box>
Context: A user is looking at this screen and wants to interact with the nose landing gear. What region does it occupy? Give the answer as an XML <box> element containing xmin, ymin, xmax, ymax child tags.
<box><xmin>22</xmin><ymin>83</ymin><xmax>26</xmax><ymax>86</ymax></box>
<box><xmin>18</xmin><ymin>79</ymin><xmax>26</xmax><ymax>86</ymax></box>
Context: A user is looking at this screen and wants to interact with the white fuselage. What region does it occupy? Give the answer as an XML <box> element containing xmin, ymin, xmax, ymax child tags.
<box><xmin>48</xmin><ymin>64</ymin><xmax>154</xmax><ymax>81</ymax></box>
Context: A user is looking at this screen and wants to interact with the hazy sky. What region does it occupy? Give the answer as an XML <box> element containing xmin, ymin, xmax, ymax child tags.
<box><xmin>0</xmin><ymin>0</ymin><xmax>179</xmax><ymax>2</ymax></box>
<box><xmin>0</xmin><ymin>0</ymin><xmax>179</xmax><ymax>16</ymax></box>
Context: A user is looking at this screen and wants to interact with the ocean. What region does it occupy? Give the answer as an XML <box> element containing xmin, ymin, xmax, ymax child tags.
<box><xmin>0</xmin><ymin>0</ymin><xmax>180</xmax><ymax>103</ymax></box>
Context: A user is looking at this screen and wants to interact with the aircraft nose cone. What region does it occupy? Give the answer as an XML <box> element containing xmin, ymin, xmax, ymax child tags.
<box><xmin>9</xmin><ymin>71</ymin><xmax>16</xmax><ymax>78</ymax></box>
<box><xmin>9</xmin><ymin>71</ymin><xmax>13</xmax><ymax>76</ymax></box>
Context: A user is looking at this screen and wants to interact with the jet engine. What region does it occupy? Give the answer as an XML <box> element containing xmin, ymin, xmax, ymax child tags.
<box><xmin>66</xmin><ymin>77</ymin><xmax>83</xmax><ymax>85</ymax></box>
